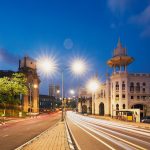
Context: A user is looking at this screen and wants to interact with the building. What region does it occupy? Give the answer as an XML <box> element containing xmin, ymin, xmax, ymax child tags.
<box><xmin>49</xmin><ymin>84</ymin><xmax>60</xmax><ymax>98</ymax></box>
<box><xmin>78</xmin><ymin>39</ymin><xmax>150</xmax><ymax>118</ymax></box>
<box><xmin>39</xmin><ymin>95</ymin><xmax>55</xmax><ymax>112</ymax></box>
<box><xmin>0</xmin><ymin>56</ymin><xmax>40</xmax><ymax>113</ymax></box>
<box><xmin>19</xmin><ymin>56</ymin><xmax>40</xmax><ymax>113</ymax></box>
<box><xmin>78</xmin><ymin>88</ymin><xmax>92</xmax><ymax>114</ymax></box>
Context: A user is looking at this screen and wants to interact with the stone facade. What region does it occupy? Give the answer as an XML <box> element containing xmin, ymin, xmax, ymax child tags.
<box><xmin>19</xmin><ymin>56</ymin><xmax>40</xmax><ymax>113</ymax></box>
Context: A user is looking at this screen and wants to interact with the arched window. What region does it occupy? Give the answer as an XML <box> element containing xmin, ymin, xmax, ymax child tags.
<box><xmin>116</xmin><ymin>82</ymin><xmax>119</xmax><ymax>90</ymax></box>
<box><xmin>136</xmin><ymin>82</ymin><xmax>140</xmax><ymax>92</ymax></box>
<box><xmin>130</xmin><ymin>82</ymin><xmax>134</xmax><ymax>92</ymax></box>
<box><xmin>122</xmin><ymin>81</ymin><xmax>125</xmax><ymax>90</ymax></box>
<box><xmin>116</xmin><ymin>104</ymin><xmax>119</xmax><ymax>110</ymax></box>
<box><xmin>123</xmin><ymin>104</ymin><xmax>125</xmax><ymax>109</ymax></box>
<box><xmin>143</xmin><ymin>82</ymin><xmax>146</xmax><ymax>86</ymax></box>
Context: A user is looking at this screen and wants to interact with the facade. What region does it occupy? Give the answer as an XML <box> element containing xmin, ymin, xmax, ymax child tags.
<box><xmin>39</xmin><ymin>95</ymin><xmax>55</xmax><ymax>112</ymax></box>
<box><xmin>78</xmin><ymin>39</ymin><xmax>150</xmax><ymax>118</ymax></box>
<box><xmin>78</xmin><ymin>88</ymin><xmax>92</xmax><ymax>114</ymax></box>
<box><xmin>19</xmin><ymin>56</ymin><xmax>40</xmax><ymax>113</ymax></box>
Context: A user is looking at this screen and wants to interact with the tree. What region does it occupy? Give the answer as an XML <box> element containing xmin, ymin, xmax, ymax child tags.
<box><xmin>0</xmin><ymin>73</ymin><xmax>28</xmax><ymax>116</ymax></box>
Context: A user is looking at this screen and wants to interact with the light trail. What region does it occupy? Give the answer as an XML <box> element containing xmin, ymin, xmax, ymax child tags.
<box><xmin>67</xmin><ymin>111</ymin><xmax>150</xmax><ymax>150</ymax></box>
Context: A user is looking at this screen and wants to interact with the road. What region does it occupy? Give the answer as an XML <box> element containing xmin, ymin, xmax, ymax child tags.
<box><xmin>0</xmin><ymin>111</ymin><xmax>61</xmax><ymax>150</ymax></box>
<box><xmin>66</xmin><ymin>111</ymin><xmax>150</xmax><ymax>150</ymax></box>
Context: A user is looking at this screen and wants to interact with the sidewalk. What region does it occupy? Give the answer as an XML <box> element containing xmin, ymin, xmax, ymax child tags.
<box><xmin>20</xmin><ymin>121</ymin><xmax>71</xmax><ymax>150</ymax></box>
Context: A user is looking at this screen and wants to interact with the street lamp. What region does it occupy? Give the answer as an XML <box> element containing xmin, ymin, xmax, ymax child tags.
<box><xmin>70</xmin><ymin>89</ymin><xmax>75</xmax><ymax>95</ymax></box>
<box><xmin>28</xmin><ymin>83</ymin><xmax>38</xmax><ymax>116</ymax></box>
<box><xmin>37</xmin><ymin>55</ymin><xmax>87</xmax><ymax>121</ymax></box>
<box><xmin>86</xmin><ymin>77</ymin><xmax>100</xmax><ymax>115</ymax></box>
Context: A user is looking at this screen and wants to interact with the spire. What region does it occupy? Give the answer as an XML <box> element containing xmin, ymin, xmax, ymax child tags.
<box><xmin>117</xmin><ymin>37</ymin><xmax>122</xmax><ymax>48</ymax></box>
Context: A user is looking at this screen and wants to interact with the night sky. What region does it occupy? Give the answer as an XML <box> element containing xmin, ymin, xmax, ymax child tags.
<box><xmin>0</xmin><ymin>0</ymin><xmax>150</xmax><ymax>95</ymax></box>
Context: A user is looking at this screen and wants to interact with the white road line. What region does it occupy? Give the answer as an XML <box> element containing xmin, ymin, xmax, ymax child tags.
<box><xmin>69</xmin><ymin>117</ymin><xmax>137</xmax><ymax>150</ymax></box>
<box><xmin>69</xmin><ymin>118</ymin><xmax>116</xmax><ymax>150</ymax></box>
<box><xmin>66</xmin><ymin>119</ymin><xmax>82</xmax><ymax>150</ymax></box>
<box><xmin>72</xmin><ymin>113</ymin><xmax>150</xmax><ymax>136</ymax></box>
<box><xmin>77</xmin><ymin>119</ymin><xmax>148</xmax><ymax>150</ymax></box>
<box><xmin>67</xmin><ymin>112</ymin><xmax>149</xmax><ymax>150</ymax></box>
<box><xmin>82</xmin><ymin>119</ymin><xmax>150</xmax><ymax>147</ymax></box>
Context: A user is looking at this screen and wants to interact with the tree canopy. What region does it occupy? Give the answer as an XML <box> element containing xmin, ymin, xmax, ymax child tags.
<box><xmin>0</xmin><ymin>73</ymin><xmax>28</xmax><ymax>105</ymax></box>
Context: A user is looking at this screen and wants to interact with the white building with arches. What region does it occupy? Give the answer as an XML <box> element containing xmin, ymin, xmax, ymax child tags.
<box><xmin>78</xmin><ymin>39</ymin><xmax>150</xmax><ymax>118</ymax></box>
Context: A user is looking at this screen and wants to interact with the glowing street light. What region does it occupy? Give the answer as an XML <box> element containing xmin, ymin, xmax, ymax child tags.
<box><xmin>36</xmin><ymin>55</ymin><xmax>58</xmax><ymax>77</ymax></box>
<box><xmin>70</xmin><ymin>58</ymin><xmax>87</xmax><ymax>76</ymax></box>
<box><xmin>56</xmin><ymin>90</ymin><xmax>60</xmax><ymax>94</ymax></box>
<box><xmin>86</xmin><ymin>78</ymin><xmax>100</xmax><ymax>93</ymax></box>
<box><xmin>36</xmin><ymin>55</ymin><xmax>88</xmax><ymax>121</ymax></box>
<box><xmin>86</xmin><ymin>77</ymin><xmax>100</xmax><ymax>115</ymax></box>
<box><xmin>70</xmin><ymin>89</ymin><xmax>75</xmax><ymax>95</ymax></box>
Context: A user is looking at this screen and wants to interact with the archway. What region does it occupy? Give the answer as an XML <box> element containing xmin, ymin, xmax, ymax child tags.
<box><xmin>99</xmin><ymin>102</ymin><xmax>104</xmax><ymax>116</ymax></box>
<box><xmin>82</xmin><ymin>105</ymin><xmax>87</xmax><ymax>114</ymax></box>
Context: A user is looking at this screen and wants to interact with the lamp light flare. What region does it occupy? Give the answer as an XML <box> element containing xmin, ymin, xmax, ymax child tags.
<box><xmin>87</xmin><ymin>78</ymin><xmax>100</xmax><ymax>92</ymax></box>
<box><xmin>70</xmin><ymin>89</ymin><xmax>75</xmax><ymax>95</ymax></box>
<box><xmin>36</xmin><ymin>55</ymin><xmax>58</xmax><ymax>77</ymax></box>
<box><xmin>71</xmin><ymin>59</ymin><xmax>87</xmax><ymax>76</ymax></box>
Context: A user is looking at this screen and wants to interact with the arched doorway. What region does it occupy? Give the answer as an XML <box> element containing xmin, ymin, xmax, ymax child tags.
<box><xmin>82</xmin><ymin>105</ymin><xmax>87</xmax><ymax>114</ymax></box>
<box><xmin>28</xmin><ymin>108</ymin><xmax>32</xmax><ymax>113</ymax></box>
<box><xmin>131</xmin><ymin>104</ymin><xmax>146</xmax><ymax>118</ymax></box>
<box><xmin>99</xmin><ymin>102</ymin><xmax>104</xmax><ymax>116</ymax></box>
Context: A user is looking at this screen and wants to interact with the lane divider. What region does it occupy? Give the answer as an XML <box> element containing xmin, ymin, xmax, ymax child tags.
<box><xmin>68</xmin><ymin>117</ymin><xmax>116</xmax><ymax>150</ymax></box>
<box><xmin>75</xmin><ymin>118</ymin><xmax>147</xmax><ymax>150</ymax></box>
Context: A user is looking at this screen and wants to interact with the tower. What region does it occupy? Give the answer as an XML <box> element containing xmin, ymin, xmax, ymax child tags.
<box><xmin>19</xmin><ymin>56</ymin><xmax>40</xmax><ymax>113</ymax></box>
<box><xmin>107</xmin><ymin>38</ymin><xmax>134</xmax><ymax>73</ymax></box>
<box><xmin>107</xmin><ymin>38</ymin><xmax>134</xmax><ymax>116</ymax></box>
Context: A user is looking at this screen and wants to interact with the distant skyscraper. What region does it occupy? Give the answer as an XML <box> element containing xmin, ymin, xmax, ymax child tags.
<box><xmin>49</xmin><ymin>84</ymin><xmax>60</xmax><ymax>98</ymax></box>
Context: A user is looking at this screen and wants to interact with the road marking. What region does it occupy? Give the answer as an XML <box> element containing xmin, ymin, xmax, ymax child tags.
<box><xmin>67</xmin><ymin>112</ymin><xmax>148</xmax><ymax>150</ymax></box>
<box><xmin>82</xmin><ymin>120</ymin><xmax>147</xmax><ymax>150</ymax></box>
<box><xmin>70</xmin><ymin>118</ymin><xmax>136</xmax><ymax>150</ymax></box>
<box><xmin>83</xmin><ymin>119</ymin><xmax>150</xmax><ymax>147</ymax></box>
<box><xmin>69</xmin><ymin>117</ymin><xmax>116</xmax><ymax>150</ymax></box>
<box><xmin>66</xmin><ymin>119</ymin><xmax>82</xmax><ymax>150</ymax></box>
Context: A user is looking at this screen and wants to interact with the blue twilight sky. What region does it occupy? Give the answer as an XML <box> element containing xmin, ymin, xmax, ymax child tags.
<box><xmin>0</xmin><ymin>0</ymin><xmax>150</xmax><ymax>94</ymax></box>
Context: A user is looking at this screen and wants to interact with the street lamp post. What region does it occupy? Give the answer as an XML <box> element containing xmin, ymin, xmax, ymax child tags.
<box><xmin>37</xmin><ymin>55</ymin><xmax>87</xmax><ymax>121</ymax></box>
<box><xmin>28</xmin><ymin>83</ymin><xmax>32</xmax><ymax>116</ymax></box>
<box><xmin>61</xmin><ymin>71</ymin><xmax>64</xmax><ymax>121</ymax></box>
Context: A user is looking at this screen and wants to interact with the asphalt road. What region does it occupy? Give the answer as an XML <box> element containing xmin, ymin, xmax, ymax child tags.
<box><xmin>0</xmin><ymin>111</ymin><xmax>61</xmax><ymax>150</ymax></box>
<box><xmin>66</xmin><ymin>111</ymin><xmax>150</xmax><ymax>150</ymax></box>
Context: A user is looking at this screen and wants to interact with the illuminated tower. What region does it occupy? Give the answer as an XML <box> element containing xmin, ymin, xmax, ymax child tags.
<box><xmin>107</xmin><ymin>38</ymin><xmax>134</xmax><ymax>116</ymax></box>
<box><xmin>107</xmin><ymin>38</ymin><xmax>134</xmax><ymax>73</ymax></box>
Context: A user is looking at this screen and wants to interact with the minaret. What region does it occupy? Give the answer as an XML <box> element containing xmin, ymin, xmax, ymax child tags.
<box><xmin>107</xmin><ymin>38</ymin><xmax>134</xmax><ymax>73</ymax></box>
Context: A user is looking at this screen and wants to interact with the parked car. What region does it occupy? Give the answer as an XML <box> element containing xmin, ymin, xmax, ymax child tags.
<box><xmin>141</xmin><ymin>116</ymin><xmax>150</xmax><ymax>123</ymax></box>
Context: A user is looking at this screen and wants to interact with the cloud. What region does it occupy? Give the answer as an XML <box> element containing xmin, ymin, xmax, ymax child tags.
<box><xmin>108</xmin><ymin>0</ymin><xmax>130</xmax><ymax>14</ymax></box>
<box><xmin>129</xmin><ymin>5</ymin><xmax>150</xmax><ymax>25</ymax></box>
<box><xmin>129</xmin><ymin>5</ymin><xmax>150</xmax><ymax>38</ymax></box>
<box><xmin>0</xmin><ymin>48</ymin><xmax>19</xmax><ymax>65</ymax></box>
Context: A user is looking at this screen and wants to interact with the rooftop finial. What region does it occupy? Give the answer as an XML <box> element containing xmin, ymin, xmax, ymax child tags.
<box><xmin>117</xmin><ymin>37</ymin><xmax>122</xmax><ymax>48</ymax></box>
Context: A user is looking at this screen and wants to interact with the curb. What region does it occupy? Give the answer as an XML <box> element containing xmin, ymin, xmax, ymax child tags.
<box><xmin>65</xmin><ymin>120</ymin><xmax>81</xmax><ymax>150</ymax></box>
<box><xmin>15</xmin><ymin>121</ymin><xmax>59</xmax><ymax>150</ymax></box>
<box><xmin>65</xmin><ymin>121</ymin><xmax>75</xmax><ymax>150</ymax></box>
